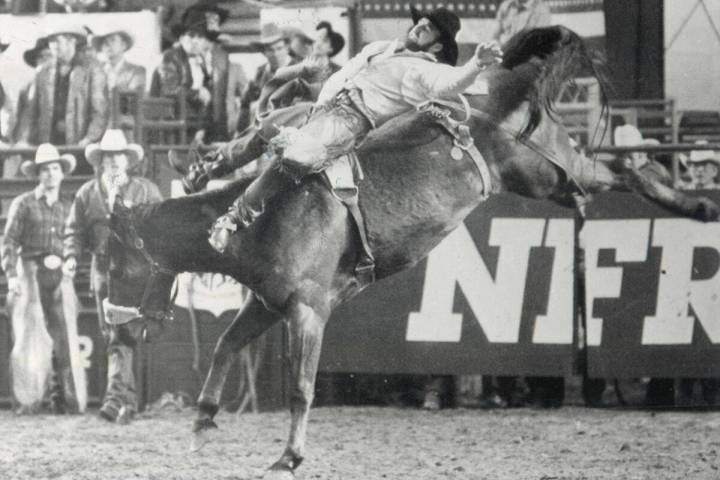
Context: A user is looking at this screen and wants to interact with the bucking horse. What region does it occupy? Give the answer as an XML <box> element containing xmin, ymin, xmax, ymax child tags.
<box><xmin>104</xmin><ymin>27</ymin><xmax>719</xmax><ymax>478</ymax></box>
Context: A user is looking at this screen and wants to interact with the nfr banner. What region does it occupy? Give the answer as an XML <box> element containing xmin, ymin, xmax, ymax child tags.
<box><xmin>320</xmin><ymin>191</ymin><xmax>720</xmax><ymax>378</ymax></box>
<box><xmin>585</xmin><ymin>191</ymin><xmax>720</xmax><ymax>378</ymax></box>
<box><xmin>321</xmin><ymin>194</ymin><xmax>577</xmax><ymax>376</ymax></box>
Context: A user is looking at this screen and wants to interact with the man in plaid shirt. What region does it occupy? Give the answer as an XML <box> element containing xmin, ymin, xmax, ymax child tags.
<box><xmin>1</xmin><ymin>144</ymin><xmax>77</xmax><ymax>413</ymax></box>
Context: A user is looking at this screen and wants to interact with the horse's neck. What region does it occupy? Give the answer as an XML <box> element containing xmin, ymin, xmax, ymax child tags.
<box><xmin>141</xmin><ymin>190</ymin><xmax>240</xmax><ymax>274</ymax></box>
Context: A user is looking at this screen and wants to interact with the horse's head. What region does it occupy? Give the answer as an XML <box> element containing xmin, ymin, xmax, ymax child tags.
<box><xmin>105</xmin><ymin>195</ymin><xmax>175</xmax><ymax>340</ymax></box>
<box><xmin>488</xmin><ymin>25</ymin><xmax>609</xmax><ymax>139</ymax></box>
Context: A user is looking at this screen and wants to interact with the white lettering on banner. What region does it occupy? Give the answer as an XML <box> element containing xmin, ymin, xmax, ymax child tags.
<box><xmin>406</xmin><ymin>219</ymin><xmax>545</xmax><ymax>343</ymax></box>
<box><xmin>583</xmin><ymin>220</ymin><xmax>650</xmax><ymax>347</ymax></box>
<box><xmin>78</xmin><ymin>336</ymin><xmax>93</xmax><ymax>370</ymax></box>
<box><xmin>533</xmin><ymin>219</ymin><xmax>575</xmax><ymax>344</ymax></box>
<box><xmin>643</xmin><ymin>219</ymin><xmax>720</xmax><ymax>344</ymax></box>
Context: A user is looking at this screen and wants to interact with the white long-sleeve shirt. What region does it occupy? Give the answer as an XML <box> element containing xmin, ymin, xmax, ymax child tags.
<box><xmin>316</xmin><ymin>40</ymin><xmax>486</xmax><ymax>126</ymax></box>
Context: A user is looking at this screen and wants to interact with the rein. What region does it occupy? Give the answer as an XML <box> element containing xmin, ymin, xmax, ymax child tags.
<box><xmin>434</xmin><ymin>95</ymin><xmax>589</xmax><ymax>195</ymax></box>
<box><xmin>105</xmin><ymin>212</ymin><xmax>178</xmax><ymax>327</ymax></box>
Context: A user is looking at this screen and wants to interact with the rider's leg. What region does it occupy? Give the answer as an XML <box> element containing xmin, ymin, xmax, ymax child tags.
<box><xmin>208</xmin><ymin>104</ymin><xmax>371</xmax><ymax>253</ymax></box>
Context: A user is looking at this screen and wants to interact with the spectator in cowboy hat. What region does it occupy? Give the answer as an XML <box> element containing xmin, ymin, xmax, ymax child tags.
<box><xmin>284</xmin><ymin>26</ymin><xmax>314</xmax><ymax>60</ymax></box>
<box><xmin>613</xmin><ymin>124</ymin><xmax>672</xmax><ymax>186</ymax></box>
<box><xmin>151</xmin><ymin>6</ymin><xmax>230</xmax><ymax>142</ymax></box>
<box><xmin>63</xmin><ymin>129</ymin><xmax>162</xmax><ymax>424</ymax></box>
<box><xmin>1</xmin><ymin>144</ymin><xmax>77</xmax><ymax>414</ymax></box>
<box><xmin>15</xmin><ymin>27</ymin><xmax>108</xmax><ymax>147</ymax></box>
<box><xmin>257</xmin><ymin>21</ymin><xmax>347</xmax><ymax>112</ymax></box>
<box><xmin>680</xmin><ymin>140</ymin><xmax>720</xmax><ymax>190</ymax></box>
<box><xmin>235</xmin><ymin>22</ymin><xmax>297</xmax><ymax>133</ymax></box>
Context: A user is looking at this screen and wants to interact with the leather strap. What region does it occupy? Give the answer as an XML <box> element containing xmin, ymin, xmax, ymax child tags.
<box><xmin>322</xmin><ymin>153</ymin><xmax>376</xmax><ymax>288</ymax></box>
<box><xmin>430</xmin><ymin>96</ymin><xmax>589</xmax><ymax>195</ymax></box>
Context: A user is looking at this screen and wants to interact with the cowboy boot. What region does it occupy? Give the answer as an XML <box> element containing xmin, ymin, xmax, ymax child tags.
<box><xmin>181</xmin><ymin>151</ymin><xmax>235</xmax><ymax>194</ymax></box>
<box><xmin>208</xmin><ymin>165</ymin><xmax>289</xmax><ymax>253</ymax></box>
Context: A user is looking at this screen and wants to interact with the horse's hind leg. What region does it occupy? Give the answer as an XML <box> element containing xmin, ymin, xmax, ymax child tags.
<box><xmin>267</xmin><ymin>299</ymin><xmax>328</xmax><ymax>478</ymax></box>
<box><xmin>191</xmin><ymin>294</ymin><xmax>281</xmax><ymax>450</ymax></box>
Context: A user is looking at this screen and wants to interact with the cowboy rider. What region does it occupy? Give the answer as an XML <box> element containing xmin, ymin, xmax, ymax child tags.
<box><xmin>206</xmin><ymin>7</ymin><xmax>503</xmax><ymax>252</ymax></box>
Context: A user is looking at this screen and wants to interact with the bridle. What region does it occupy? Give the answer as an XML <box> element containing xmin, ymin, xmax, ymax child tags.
<box><xmin>104</xmin><ymin>210</ymin><xmax>178</xmax><ymax>327</ymax></box>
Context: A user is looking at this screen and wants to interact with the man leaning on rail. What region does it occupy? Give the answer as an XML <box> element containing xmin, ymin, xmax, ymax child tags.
<box><xmin>199</xmin><ymin>7</ymin><xmax>503</xmax><ymax>253</ymax></box>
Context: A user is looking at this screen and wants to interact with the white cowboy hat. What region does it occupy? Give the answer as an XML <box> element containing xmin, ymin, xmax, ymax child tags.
<box><xmin>681</xmin><ymin>140</ymin><xmax>720</xmax><ymax>167</ymax></box>
<box><xmin>85</xmin><ymin>129</ymin><xmax>144</xmax><ymax>168</ymax></box>
<box><xmin>613</xmin><ymin>124</ymin><xmax>644</xmax><ymax>147</ymax></box>
<box><xmin>20</xmin><ymin>143</ymin><xmax>76</xmax><ymax>178</ymax></box>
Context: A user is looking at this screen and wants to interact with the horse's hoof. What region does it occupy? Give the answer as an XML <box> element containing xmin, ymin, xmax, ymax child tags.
<box><xmin>189</xmin><ymin>418</ymin><xmax>218</xmax><ymax>452</ymax></box>
<box><xmin>694</xmin><ymin>197</ymin><xmax>720</xmax><ymax>222</ymax></box>
<box><xmin>264</xmin><ymin>467</ymin><xmax>294</xmax><ymax>480</ymax></box>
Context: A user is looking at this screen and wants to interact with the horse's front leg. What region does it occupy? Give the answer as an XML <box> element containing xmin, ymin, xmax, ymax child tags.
<box><xmin>623</xmin><ymin>166</ymin><xmax>720</xmax><ymax>221</ymax></box>
<box><xmin>267</xmin><ymin>300</ymin><xmax>327</xmax><ymax>479</ymax></box>
<box><xmin>191</xmin><ymin>294</ymin><xmax>281</xmax><ymax>450</ymax></box>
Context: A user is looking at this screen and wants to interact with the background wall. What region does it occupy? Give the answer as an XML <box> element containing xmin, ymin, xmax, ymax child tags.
<box><xmin>664</xmin><ymin>0</ymin><xmax>720</xmax><ymax>110</ymax></box>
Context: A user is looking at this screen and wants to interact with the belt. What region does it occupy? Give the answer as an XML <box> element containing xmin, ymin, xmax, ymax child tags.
<box><xmin>335</xmin><ymin>89</ymin><xmax>377</xmax><ymax>128</ymax></box>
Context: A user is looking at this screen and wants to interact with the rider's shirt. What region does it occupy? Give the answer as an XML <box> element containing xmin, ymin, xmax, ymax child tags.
<box><xmin>317</xmin><ymin>40</ymin><xmax>487</xmax><ymax>126</ymax></box>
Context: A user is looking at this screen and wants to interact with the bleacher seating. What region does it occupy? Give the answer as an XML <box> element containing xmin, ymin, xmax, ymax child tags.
<box><xmin>608</xmin><ymin>98</ymin><xmax>678</xmax><ymax>144</ymax></box>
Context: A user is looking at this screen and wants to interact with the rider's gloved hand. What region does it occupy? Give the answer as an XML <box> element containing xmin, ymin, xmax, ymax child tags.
<box><xmin>182</xmin><ymin>151</ymin><xmax>234</xmax><ymax>194</ymax></box>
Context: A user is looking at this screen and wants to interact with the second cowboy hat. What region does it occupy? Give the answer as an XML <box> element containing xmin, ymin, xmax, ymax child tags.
<box><xmin>682</xmin><ymin>140</ymin><xmax>720</xmax><ymax>167</ymax></box>
<box><xmin>91</xmin><ymin>30</ymin><xmax>134</xmax><ymax>52</ymax></box>
<box><xmin>171</xmin><ymin>7</ymin><xmax>222</xmax><ymax>41</ymax></box>
<box><xmin>85</xmin><ymin>129</ymin><xmax>144</xmax><ymax>168</ymax></box>
<box><xmin>23</xmin><ymin>37</ymin><xmax>51</xmax><ymax>68</ymax></box>
<box><xmin>410</xmin><ymin>7</ymin><xmax>460</xmax><ymax>66</ymax></box>
<box><xmin>21</xmin><ymin>144</ymin><xmax>77</xmax><ymax>178</ymax></box>
<box><xmin>251</xmin><ymin>23</ymin><xmax>288</xmax><ymax>50</ymax></box>
<box><xmin>46</xmin><ymin>26</ymin><xmax>87</xmax><ymax>46</ymax></box>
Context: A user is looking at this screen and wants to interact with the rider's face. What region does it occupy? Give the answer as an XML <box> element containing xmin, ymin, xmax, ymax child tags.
<box><xmin>406</xmin><ymin>18</ymin><xmax>440</xmax><ymax>50</ymax></box>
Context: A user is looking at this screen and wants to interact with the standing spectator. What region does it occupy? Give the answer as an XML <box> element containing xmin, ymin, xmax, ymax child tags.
<box><xmin>284</xmin><ymin>26</ymin><xmax>313</xmax><ymax>60</ymax></box>
<box><xmin>614</xmin><ymin>125</ymin><xmax>673</xmax><ymax>186</ymax></box>
<box><xmin>259</xmin><ymin>21</ymin><xmax>346</xmax><ymax>111</ymax></box>
<box><xmin>16</xmin><ymin>27</ymin><xmax>108</xmax><ymax>147</ymax></box>
<box><xmin>1</xmin><ymin>144</ymin><xmax>77</xmax><ymax>413</ymax></box>
<box><xmin>92</xmin><ymin>30</ymin><xmax>146</xmax><ymax>137</ymax></box>
<box><xmin>63</xmin><ymin>129</ymin><xmax>162</xmax><ymax>424</ymax></box>
<box><xmin>235</xmin><ymin>23</ymin><xmax>296</xmax><ymax>133</ymax></box>
<box><xmin>493</xmin><ymin>0</ymin><xmax>552</xmax><ymax>46</ymax></box>
<box><xmin>0</xmin><ymin>37</ymin><xmax>10</xmax><ymax>144</ymax></box>
<box><xmin>151</xmin><ymin>7</ymin><xmax>227</xmax><ymax>143</ymax></box>
<box><xmin>680</xmin><ymin>141</ymin><xmax>720</xmax><ymax>190</ymax></box>
<box><xmin>13</xmin><ymin>38</ymin><xmax>55</xmax><ymax>145</ymax></box>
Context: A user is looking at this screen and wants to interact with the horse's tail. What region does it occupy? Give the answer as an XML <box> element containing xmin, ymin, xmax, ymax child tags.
<box><xmin>501</xmin><ymin>25</ymin><xmax>610</xmax><ymax>140</ymax></box>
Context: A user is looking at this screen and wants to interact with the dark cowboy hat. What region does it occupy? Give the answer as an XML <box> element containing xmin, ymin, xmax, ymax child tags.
<box><xmin>410</xmin><ymin>7</ymin><xmax>460</xmax><ymax>66</ymax></box>
<box><xmin>23</xmin><ymin>37</ymin><xmax>50</xmax><ymax>67</ymax></box>
<box><xmin>171</xmin><ymin>7</ymin><xmax>221</xmax><ymax>41</ymax></box>
<box><xmin>91</xmin><ymin>30</ymin><xmax>134</xmax><ymax>51</ymax></box>
<box><xmin>316</xmin><ymin>21</ymin><xmax>345</xmax><ymax>57</ymax></box>
<box><xmin>0</xmin><ymin>41</ymin><xmax>8</xmax><ymax>53</ymax></box>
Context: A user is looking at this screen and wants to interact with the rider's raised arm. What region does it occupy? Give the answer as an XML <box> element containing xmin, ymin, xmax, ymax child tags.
<box><xmin>315</xmin><ymin>41</ymin><xmax>393</xmax><ymax>106</ymax></box>
<box><xmin>405</xmin><ymin>42</ymin><xmax>502</xmax><ymax>99</ymax></box>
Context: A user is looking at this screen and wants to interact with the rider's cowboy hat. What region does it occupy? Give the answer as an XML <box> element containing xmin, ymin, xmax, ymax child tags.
<box><xmin>85</xmin><ymin>129</ymin><xmax>144</xmax><ymax>169</ymax></box>
<box><xmin>91</xmin><ymin>30</ymin><xmax>134</xmax><ymax>51</ymax></box>
<box><xmin>21</xmin><ymin>143</ymin><xmax>76</xmax><ymax>178</ymax></box>
<box><xmin>410</xmin><ymin>7</ymin><xmax>460</xmax><ymax>66</ymax></box>
<box><xmin>23</xmin><ymin>37</ymin><xmax>50</xmax><ymax>68</ymax></box>
<box><xmin>316</xmin><ymin>21</ymin><xmax>345</xmax><ymax>57</ymax></box>
<box><xmin>681</xmin><ymin>140</ymin><xmax>720</xmax><ymax>167</ymax></box>
<box><xmin>251</xmin><ymin>23</ymin><xmax>288</xmax><ymax>50</ymax></box>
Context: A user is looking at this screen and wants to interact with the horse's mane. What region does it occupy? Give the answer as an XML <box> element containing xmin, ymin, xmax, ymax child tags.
<box><xmin>499</xmin><ymin>25</ymin><xmax>609</xmax><ymax>139</ymax></box>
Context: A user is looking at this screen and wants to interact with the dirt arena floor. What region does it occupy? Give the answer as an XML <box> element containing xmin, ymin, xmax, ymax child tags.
<box><xmin>1</xmin><ymin>406</ymin><xmax>719</xmax><ymax>480</ymax></box>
